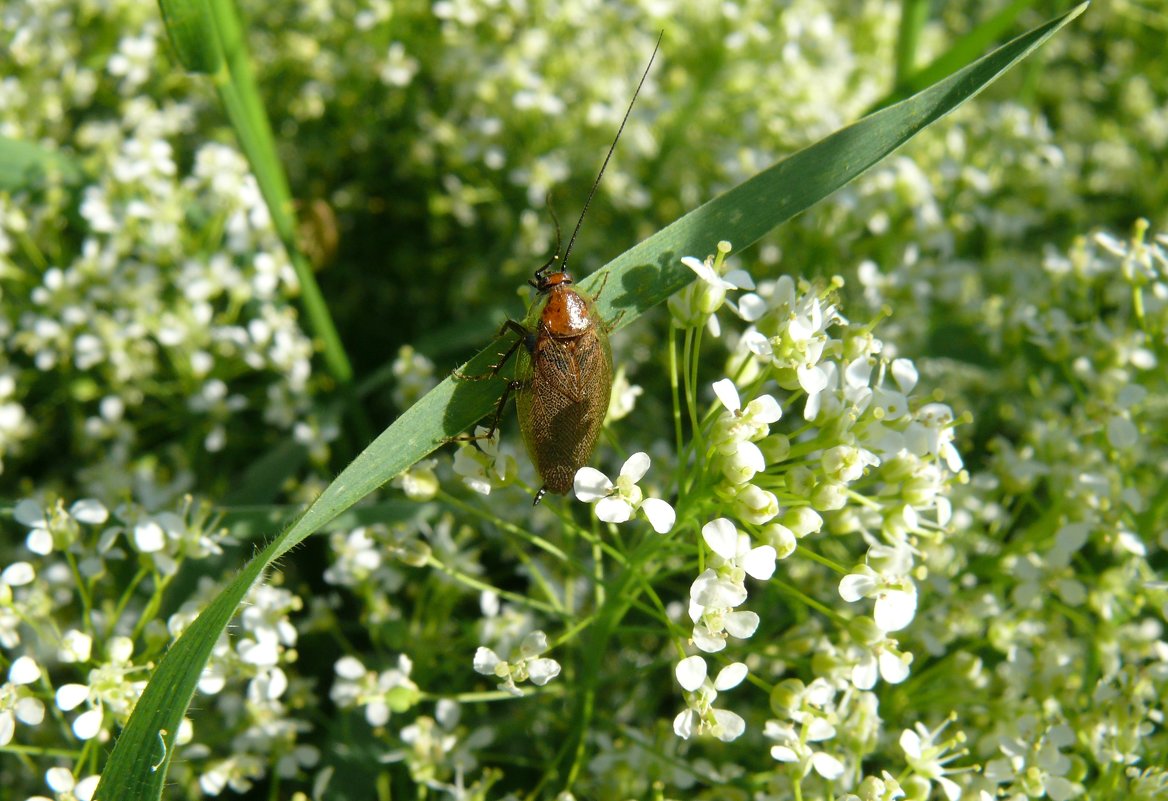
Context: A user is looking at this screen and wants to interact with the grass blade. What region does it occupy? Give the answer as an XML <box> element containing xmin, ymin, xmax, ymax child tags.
<box><xmin>94</xmin><ymin>4</ymin><xmax>1087</xmax><ymax>798</ymax></box>
<box><xmin>156</xmin><ymin>0</ymin><xmax>222</xmax><ymax>74</ymax></box>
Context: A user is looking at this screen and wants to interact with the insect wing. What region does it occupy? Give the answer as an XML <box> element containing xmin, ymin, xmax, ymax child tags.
<box><xmin>516</xmin><ymin>324</ymin><xmax>612</xmax><ymax>495</ymax></box>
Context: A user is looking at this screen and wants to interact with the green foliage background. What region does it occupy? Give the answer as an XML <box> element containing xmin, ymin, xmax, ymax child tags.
<box><xmin>2</xmin><ymin>1</ymin><xmax>1167</xmax><ymax>800</ymax></box>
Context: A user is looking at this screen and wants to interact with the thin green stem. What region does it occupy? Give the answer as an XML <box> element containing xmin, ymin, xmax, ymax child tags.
<box><xmin>425</xmin><ymin>554</ymin><xmax>560</xmax><ymax>617</ymax></box>
<box><xmin>795</xmin><ymin>543</ymin><xmax>849</xmax><ymax>575</ymax></box>
<box><xmin>669</xmin><ymin>325</ymin><xmax>685</xmax><ymax>490</ymax></box>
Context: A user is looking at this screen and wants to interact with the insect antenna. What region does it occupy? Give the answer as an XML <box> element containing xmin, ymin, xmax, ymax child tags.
<box><xmin>559</xmin><ymin>31</ymin><xmax>663</xmax><ymax>274</ymax></box>
<box><xmin>532</xmin><ymin>192</ymin><xmax>563</xmax><ymax>287</ymax></box>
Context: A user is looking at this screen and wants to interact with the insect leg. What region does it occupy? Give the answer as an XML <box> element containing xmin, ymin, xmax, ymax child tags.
<box><xmin>449</xmin><ymin>320</ymin><xmax>532</xmax><ymax>443</ymax></box>
<box><xmin>453</xmin><ymin>320</ymin><xmax>532</xmax><ymax>381</ymax></box>
<box><xmin>592</xmin><ymin>268</ymin><xmax>613</xmax><ymax>302</ymax></box>
<box><xmin>588</xmin><ymin>269</ymin><xmax>626</xmax><ymax>332</ymax></box>
<box><xmin>449</xmin><ymin>376</ymin><xmax>523</xmax><ymax>442</ymax></box>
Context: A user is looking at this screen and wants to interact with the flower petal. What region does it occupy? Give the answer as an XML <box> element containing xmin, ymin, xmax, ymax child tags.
<box><xmin>851</xmin><ymin>654</ymin><xmax>878</xmax><ymax>690</ymax></box>
<box><xmin>712</xmin><ymin>708</ymin><xmax>746</xmax><ymax>741</ymax></box>
<box><xmin>746</xmin><ymin>394</ymin><xmax>782</xmax><ymax>424</ymax></box>
<box><xmin>811</xmin><ymin>751</ymin><xmax>845</xmax><ymax>780</ymax></box>
<box><xmin>133</xmin><ymin>521</ymin><xmax>165</xmax><ymax>553</ymax></box>
<box><xmin>15</xmin><ymin>696</ymin><xmax>45</xmax><ymax>725</ymax></box>
<box><xmin>639</xmin><ymin>498</ymin><xmax>676</xmax><ymax>534</ymax></box>
<box><xmin>675</xmin><ymin>655</ymin><xmax>707</xmax><ymax>691</ymax></box>
<box><xmin>9</xmin><ymin>656</ymin><xmax>41</xmax><ymax>685</ymax></box>
<box><xmin>692</xmin><ymin>624</ymin><xmax>727</xmax><ymax>653</ymax></box>
<box><xmin>723</xmin><ymin>268</ymin><xmax>756</xmax><ymax>290</ymax></box>
<box><xmin>742</xmin><ymin>546</ymin><xmax>777</xmax><ymax>580</ymax></box>
<box><xmin>73</xmin><ymin>707</ymin><xmax>104</xmax><ymax>740</ymax></box>
<box><xmin>528</xmin><ymin>658</ymin><xmax>561</xmax><ymax>685</ymax></box>
<box><xmin>724</xmin><ymin>610</ymin><xmax>760</xmax><ymax>639</ymax></box>
<box><xmin>573</xmin><ymin>467</ymin><xmax>613</xmax><ymax>502</ymax></box>
<box><xmin>472</xmin><ymin>647</ymin><xmax>501</xmax><ymax>675</ymax></box>
<box><xmin>519</xmin><ymin>630</ymin><xmax>548</xmax><ymax>657</ymax></box>
<box><xmin>620</xmin><ymin>452</ymin><xmax>651</xmax><ymax>482</ymax></box>
<box><xmin>879</xmin><ymin>650</ymin><xmax>911</xmax><ymax>684</ymax></box>
<box><xmin>1</xmin><ymin>561</ymin><xmax>35</xmax><ymax>587</ymax></box>
<box><xmin>26</xmin><ymin>528</ymin><xmax>53</xmax><ymax>555</ymax></box>
<box><xmin>13</xmin><ymin>499</ymin><xmax>46</xmax><ymax>527</ymax></box>
<box><xmin>681</xmin><ymin>255</ymin><xmax>716</xmax><ymax>283</ymax></box>
<box><xmin>56</xmin><ymin>681</ymin><xmax>91</xmax><ymax>714</ymax></box>
<box><xmin>335</xmin><ymin>656</ymin><xmax>366</xmax><ymax>680</ymax></box>
<box><xmin>702</xmin><ymin>518</ymin><xmax>739</xmax><ymax>560</ymax></box>
<box><xmin>70</xmin><ymin>499</ymin><xmax>110</xmax><ymax>525</ymax></box>
<box><xmin>711</xmin><ymin>379</ymin><xmax>741</xmax><ymax>413</ymax></box>
<box><xmin>734</xmin><ymin>293</ymin><xmax>767</xmax><ymax>321</ymax></box>
<box><xmin>714</xmin><ymin>662</ymin><xmax>748</xmax><ymax>691</ymax></box>
<box><xmin>838</xmin><ymin>572</ymin><xmax>877</xmax><ymax>602</ymax></box>
<box><xmin>595</xmin><ymin>496</ymin><xmax>633</xmax><ymax>524</ymax></box>
<box><xmin>874</xmin><ymin>589</ymin><xmax>917</xmax><ymax>632</ymax></box>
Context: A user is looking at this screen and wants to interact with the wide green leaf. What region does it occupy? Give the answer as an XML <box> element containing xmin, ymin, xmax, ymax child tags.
<box><xmin>0</xmin><ymin>136</ymin><xmax>82</xmax><ymax>191</ymax></box>
<box><xmin>94</xmin><ymin>4</ymin><xmax>1087</xmax><ymax>798</ymax></box>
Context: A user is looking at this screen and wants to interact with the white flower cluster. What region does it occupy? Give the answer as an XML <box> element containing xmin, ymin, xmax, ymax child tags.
<box><xmin>173</xmin><ymin>579</ymin><xmax>316</xmax><ymax>796</ymax></box>
<box><xmin>473</xmin><ymin>630</ymin><xmax>561</xmax><ymax>697</ymax></box>
<box><xmin>331</xmin><ymin>654</ymin><xmax>421</xmax><ymax>727</ymax></box>
<box><xmin>661</xmin><ymin>248</ymin><xmax>965</xmax><ymax>760</ymax></box>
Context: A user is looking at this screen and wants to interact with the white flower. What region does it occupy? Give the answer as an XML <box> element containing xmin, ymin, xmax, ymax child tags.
<box><xmin>839</xmin><ymin>566</ymin><xmax>918</xmax><ymax>632</ymax></box>
<box><xmin>574</xmin><ymin>452</ymin><xmax>675</xmax><ymax>534</ymax></box>
<box><xmin>765</xmin><ymin>719</ymin><xmax>845</xmax><ymax>780</ymax></box>
<box><xmin>51</xmin><ymin>636</ymin><xmax>144</xmax><ymax>741</ymax></box>
<box><xmin>14</xmin><ymin>497</ymin><xmax>107</xmax><ymax>556</ymax></box>
<box><xmin>687</xmin><ymin>582</ymin><xmax>759</xmax><ymax>652</ymax></box>
<box><xmin>40</xmin><ymin>767</ymin><xmax>100</xmax><ymax>801</ymax></box>
<box><xmin>711</xmin><ymin>378</ymin><xmax>783</xmax><ymax>445</ymax></box>
<box><xmin>59</xmin><ymin>629</ymin><xmax>93</xmax><ymax>663</ymax></box>
<box><xmin>709</xmin><ymin>379</ymin><xmax>783</xmax><ymax>484</ymax></box>
<box><xmin>850</xmin><ymin>636</ymin><xmax>913</xmax><ymax>689</ymax></box>
<box><xmin>900</xmin><ymin>718</ymin><xmax>966</xmax><ymax>801</ymax></box>
<box><xmin>685</xmin><ymin>519</ymin><xmax>776</xmax><ymax>652</ymax></box>
<box><xmin>703</xmin><ymin>518</ymin><xmax>777</xmax><ymax>581</ymax></box>
<box><xmin>606</xmin><ymin>366</ymin><xmax>643</xmax><ymax>422</ymax></box>
<box><xmin>669</xmin><ymin>243</ymin><xmax>756</xmax><ymax>336</ymax></box>
<box><xmin>673</xmin><ymin>655</ymin><xmax>748</xmax><ymax>742</ymax></box>
<box><xmin>821</xmin><ymin>444</ymin><xmax>881</xmax><ymax>483</ymax></box>
<box><xmin>1</xmin><ymin>658</ymin><xmax>47</xmax><ymax>747</ymax></box>
<box><xmin>453</xmin><ymin>427</ymin><xmax>518</xmax><ymax>496</ymax></box>
<box><xmin>905</xmin><ymin>403</ymin><xmax>963</xmax><ymax>472</ymax></box>
<box><xmin>330</xmin><ymin>654</ymin><xmax>420</xmax><ymax>726</ymax></box>
<box><xmin>732</xmin><ymin>483</ymin><xmax>780</xmax><ymax>524</ymax></box>
<box><xmin>473</xmin><ymin>630</ymin><xmax>561</xmax><ymax>697</ymax></box>
<box><xmin>393</xmin><ymin>458</ymin><xmax>440</xmax><ymax>501</ymax></box>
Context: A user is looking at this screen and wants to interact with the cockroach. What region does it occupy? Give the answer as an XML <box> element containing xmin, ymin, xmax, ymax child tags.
<box><xmin>461</xmin><ymin>35</ymin><xmax>661</xmax><ymax>505</ymax></box>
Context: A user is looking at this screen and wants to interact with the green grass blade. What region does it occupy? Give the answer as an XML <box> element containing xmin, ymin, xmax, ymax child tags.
<box><xmin>895</xmin><ymin>0</ymin><xmax>932</xmax><ymax>83</ymax></box>
<box><xmin>94</xmin><ymin>5</ymin><xmax>1086</xmax><ymax>799</ymax></box>
<box><xmin>156</xmin><ymin>0</ymin><xmax>222</xmax><ymax>74</ymax></box>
